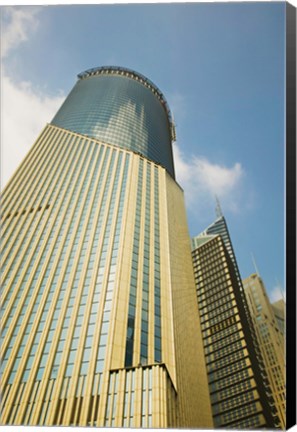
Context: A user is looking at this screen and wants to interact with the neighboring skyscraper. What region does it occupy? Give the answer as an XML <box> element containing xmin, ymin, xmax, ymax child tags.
<box><xmin>193</xmin><ymin>211</ymin><xmax>240</xmax><ymax>284</ymax></box>
<box><xmin>271</xmin><ymin>299</ymin><xmax>285</xmax><ymax>336</ymax></box>
<box><xmin>191</xmin><ymin>216</ymin><xmax>280</xmax><ymax>429</ymax></box>
<box><xmin>243</xmin><ymin>273</ymin><xmax>286</xmax><ymax>428</ymax></box>
<box><xmin>0</xmin><ymin>66</ymin><xmax>212</xmax><ymax>428</ymax></box>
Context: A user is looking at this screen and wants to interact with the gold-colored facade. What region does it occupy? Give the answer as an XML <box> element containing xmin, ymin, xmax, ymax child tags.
<box><xmin>1</xmin><ymin>124</ymin><xmax>212</xmax><ymax>427</ymax></box>
<box><xmin>192</xmin><ymin>234</ymin><xmax>279</xmax><ymax>429</ymax></box>
<box><xmin>243</xmin><ymin>273</ymin><xmax>286</xmax><ymax>428</ymax></box>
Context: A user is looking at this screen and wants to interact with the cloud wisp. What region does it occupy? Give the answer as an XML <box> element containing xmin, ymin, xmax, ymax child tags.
<box><xmin>1</xmin><ymin>6</ymin><xmax>41</xmax><ymax>59</ymax></box>
<box><xmin>1</xmin><ymin>6</ymin><xmax>65</xmax><ymax>189</ymax></box>
<box><xmin>1</xmin><ymin>5</ymin><xmax>246</xmax><ymax>216</ymax></box>
<box><xmin>1</xmin><ymin>75</ymin><xmax>65</xmax><ymax>188</ymax></box>
<box><xmin>269</xmin><ymin>283</ymin><xmax>285</xmax><ymax>304</ymax></box>
<box><xmin>173</xmin><ymin>142</ymin><xmax>245</xmax><ymax>217</ymax></box>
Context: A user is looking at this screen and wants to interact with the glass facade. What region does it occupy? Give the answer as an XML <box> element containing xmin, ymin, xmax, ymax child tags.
<box><xmin>51</xmin><ymin>67</ymin><xmax>175</xmax><ymax>178</ymax></box>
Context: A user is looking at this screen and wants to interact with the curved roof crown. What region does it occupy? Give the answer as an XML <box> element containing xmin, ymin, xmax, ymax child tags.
<box><xmin>77</xmin><ymin>66</ymin><xmax>176</xmax><ymax>142</ymax></box>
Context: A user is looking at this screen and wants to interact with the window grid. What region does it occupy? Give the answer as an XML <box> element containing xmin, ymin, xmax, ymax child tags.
<box><xmin>4</xmin><ymin>140</ymin><xmax>97</xmax><ymax>385</ymax></box>
<box><xmin>63</xmin><ymin>149</ymin><xmax>117</xmax><ymax>380</ymax></box>
<box><xmin>1</xmin><ymin>137</ymin><xmax>89</xmax><ymax>379</ymax></box>
<box><xmin>153</xmin><ymin>167</ymin><xmax>161</xmax><ymax>363</ymax></box>
<box><xmin>2</xmin><ymin>135</ymin><xmax>78</xmax><ymax>319</ymax></box>
<box><xmin>140</xmin><ymin>163</ymin><xmax>151</xmax><ymax>364</ymax></box>
<box><xmin>1</xmin><ymin>126</ymin><xmax>57</xmax><ymax>228</ymax></box>
<box><xmin>125</xmin><ymin>159</ymin><xmax>144</xmax><ymax>367</ymax></box>
<box><xmin>19</xmin><ymin>142</ymin><xmax>99</xmax><ymax>384</ymax></box>
<box><xmin>94</xmin><ymin>152</ymin><xmax>130</xmax><ymax>375</ymax></box>
<box><xmin>1</xmin><ymin>132</ymin><xmax>75</xmax><ymax>290</ymax></box>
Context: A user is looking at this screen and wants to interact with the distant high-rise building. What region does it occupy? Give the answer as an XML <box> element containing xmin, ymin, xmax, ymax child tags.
<box><xmin>0</xmin><ymin>66</ymin><xmax>212</xmax><ymax>428</ymax></box>
<box><xmin>271</xmin><ymin>299</ymin><xmax>285</xmax><ymax>336</ymax></box>
<box><xmin>193</xmin><ymin>213</ymin><xmax>240</xmax><ymax>284</ymax></box>
<box><xmin>243</xmin><ymin>273</ymin><xmax>286</xmax><ymax>428</ymax></box>
<box><xmin>191</xmin><ymin>216</ymin><xmax>280</xmax><ymax>429</ymax></box>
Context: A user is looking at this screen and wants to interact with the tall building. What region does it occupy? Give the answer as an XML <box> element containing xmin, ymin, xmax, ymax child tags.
<box><xmin>0</xmin><ymin>66</ymin><xmax>212</xmax><ymax>428</ymax></box>
<box><xmin>191</xmin><ymin>216</ymin><xmax>280</xmax><ymax>429</ymax></box>
<box><xmin>193</xmin><ymin>206</ymin><xmax>241</xmax><ymax>285</ymax></box>
<box><xmin>243</xmin><ymin>273</ymin><xmax>286</xmax><ymax>428</ymax></box>
<box><xmin>271</xmin><ymin>299</ymin><xmax>285</xmax><ymax>336</ymax></box>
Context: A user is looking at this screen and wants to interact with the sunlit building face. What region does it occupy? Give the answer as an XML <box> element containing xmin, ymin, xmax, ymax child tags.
<box><xmin>0</xmin><ymin>66</ymin><xmax>212</xmax><ymax>428</ymax></box>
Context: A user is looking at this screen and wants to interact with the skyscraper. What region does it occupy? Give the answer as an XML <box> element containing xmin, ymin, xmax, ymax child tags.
<box><xmin>243</xmin><ymin>273</ymin><xmax>286</xmax><ymax>428</ymax></box>
<box><xmin>0</xmin><ymin>66</ymin><xmax>212</xmax><ymax>427</ymax></box>
<box><xmin>271</xmin><ymin>299</ymin><xmax>285</xmax><ymax>336</ymax></box>
<box><xmin>191</xmin><ymin>216</ymin><xmax>280</xmax><ymax>429</ymax></box>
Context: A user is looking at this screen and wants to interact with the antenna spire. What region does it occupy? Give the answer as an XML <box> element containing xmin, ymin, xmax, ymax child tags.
<box><xmin>215</xmin><ymin>195</ymin><xmax>223</xmax><ymax>218</ymax></box>
<box><xmin>251</xmin><ymin>253</ymin><xmax>260</xmax><ymax>276</ymax></box>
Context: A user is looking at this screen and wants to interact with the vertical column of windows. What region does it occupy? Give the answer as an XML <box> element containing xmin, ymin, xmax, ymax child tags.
<box><xmin>93</xmin><ymin>152</ymin><xmax>129</xmax><ymax>375</ymax></box>
<box><xmin>34</xmin><ymin>145</ymin><xmax>105</xmax><ymax>383</ymax></box>
<box><xmin>28</xmin><ymin>140</ymin><xmax>100</xmax><ymax>383</ymax></box>
<box><xmin>1</xmin><ymin>125</ymin><xmax>56</xmax><ymax>215</ymax></box>
<box><xmin>141</xmin><ymin>367</ymin><xmax>153</xmax><ymax>427</ymax></box>
<box><xmin>153</xmin><ymin>167</ymin><xmax>161</xmax><ymax>362</ymax></box>
<box><xmin>50</xmin><ymin>146</ymin><xmax>110</xmax><ymax>394</ymax></box>
<box><xmin>49</xmin><ymin>146</ymin><xmax>109</xmax><ymax>382</ymax></box>
<box><xmin>62</xmin><ymin>148</ymin><xmax>113</xmax><ymax>379</ymax></box>
<box><xmin>45</xmin><ymin>146</ymin><xmax>112</xmax><ymax>425</ymax></box>
<box><xmin>47</xmin><ymin>145</ymin><xmax>108</xmax><ymax>382</ymax></box>
<box><xmin>2</xmin><ymin>129</ymin><xmax>67</xmax><ymax>281</ymax></box>
<box><xmin>60</xmin><ymin>149</ymin><xmax>116</xmax><ymax>382</ymax></box>
<box><xmin>124</xmin><ymin>159</ymin><xmax>144</xmax><ymax>367</ymax></box>
<box><xmin>1</xmin><ymin>127</ymin><xmax>61</xmax><ymax>258</ymax></box>
<box><xmin>79</xmin><ymin>151</ymin><xmax>121</xmax><ymax>377</ymax></box>
<box><xmin>123</xmin><ymin>370</ymin><xmax>135</xmax><ymax>427</ymax></box>
<box><xmin>104</xmin><ymin>372</ymin><xmax>119</xmax><ymax>427</ymax></box>
<box><xmin>140</xmin><ymin>163</ymin><xmax>151</xmax><ymax>364</ymax></box>
<box><xmin>3</xmin><ymin>141</ymin><xmax>96</xmax><ymax>386</ymax></box>
<box><xmin>68</xmin><ymin>145</ymin><xmax>117</xmax><ymax>426</ymax></box>
<box><xmin>0</xmin><ymin>136</ymin><xmax>84</xmax><ymax>342</ymax></box>
<box><xmin>1</xmin><ymin>134</ymin><xmax>76</xmax><ymax>291</ymax></box>
<box><xmin>1</xmin><ymin>224</ymin><xmax>47</xmax><ymax>338</ymax></box>
<box><xmin>85</xmin><ymin>151</ymin><xmax>120</xmax><ymax>375</ymax></box>
<box><xmin>35</xmin><ymin>135</ymin><xmax>70</xmax><ymax>202</ymax></box>
<box><xmin>0</xmin><ymin>136</ymin><xmax>86</xmax><ymax>370</ymax></box>
<box><xmin>2</xmin><ymin>208</ymin><xmax>47</xmax><ymax>277</ymax></box>
<box><xmin>81</xmin><ymin>153</ymin><xmax>130</xmax><ymax>379</ymax></box>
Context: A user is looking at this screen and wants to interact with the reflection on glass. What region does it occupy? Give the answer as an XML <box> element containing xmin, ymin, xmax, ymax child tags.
<box><xmin>52</xmin><ymin>73</ymin><xmax>174</xmax><ymax>177</ymax></box>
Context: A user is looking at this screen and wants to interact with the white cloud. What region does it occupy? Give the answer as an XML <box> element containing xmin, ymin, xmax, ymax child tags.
<box><xmin>269</xmin><ymin>284</ymin><xmax>285</xmax><ymax>304</ymax></box>
<box><xmin>1</xmin><ymin>75</ymin><xmax>65</xmax><ymax>188</ymax></box>
<box><xmin>167</xmin><ymin>92</ymin><xmax>187</xmax><ymax>125</ymax></box>
<box><xmin>1</xmin><ymin>6</ymin><xmax>65</xmax><ymax>189</ymax></box>
<box><xmin>173</xmin><ymin>142</ymin><xmax>244</xmax><ymax>215</ymax></box>
<box><xmin>1</xmin><ymin>6</ymin><xmax>41</xmax><ymax>59</ymax></box>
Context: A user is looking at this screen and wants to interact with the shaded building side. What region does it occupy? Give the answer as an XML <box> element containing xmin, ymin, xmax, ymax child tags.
<box><xmin>243</xmin><ymin>273</ymin><xmax>285</xmax><ymax>428</ymax></box>
<box><xmin>191</xmin><ymin>233</ymin><xmax>279</xmax><ymax>429</ymax></box>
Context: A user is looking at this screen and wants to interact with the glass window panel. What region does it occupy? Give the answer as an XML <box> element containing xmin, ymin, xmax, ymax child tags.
<box><xmin>96</xmin><ymin>359</ymin><xmax>104</xmax><ymax>373</ymax></box>
<box><xmin>80</xmin><ymin>361</ymin><xmax>89</xmax><ymax>375</ymax></box>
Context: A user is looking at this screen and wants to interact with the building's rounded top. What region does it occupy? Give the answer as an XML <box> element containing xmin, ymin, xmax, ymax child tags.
<box><xmin>52</xmin><ymin>66</ymin><xmax>176</xmax><ymax>177</ymax></box>
<box><xmin>77</xmin><ymin>66</ymin><xmax>176</xmax><ymax>142</ymax></box>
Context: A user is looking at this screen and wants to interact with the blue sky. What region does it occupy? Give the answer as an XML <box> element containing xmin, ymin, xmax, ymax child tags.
<box><xmin>1</xmin><ymin>2</ymin><xmax>286</xmax><ymax>302</ymax></box>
